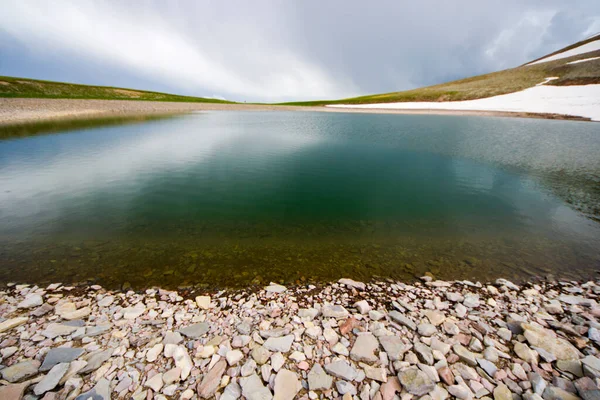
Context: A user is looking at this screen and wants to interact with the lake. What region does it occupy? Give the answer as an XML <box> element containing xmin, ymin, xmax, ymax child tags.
<box><xmin>1</xmin><ymin>111</ymin><xmax>599</xmax><ymax>289</ymax></box>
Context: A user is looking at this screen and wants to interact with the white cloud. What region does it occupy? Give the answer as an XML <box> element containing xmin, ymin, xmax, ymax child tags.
<box><xmin>1</xmin><ymin>1</ymin><xmax>599</xmax><ymax>102</ymax></box>
<box><xmin>0</xmin><ymin>1</ymin><xmax>356</xmax><ymax>102</ymax></box>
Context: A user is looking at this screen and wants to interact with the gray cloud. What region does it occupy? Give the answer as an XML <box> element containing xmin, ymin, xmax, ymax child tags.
<box><xmin>0</xmin><ymin>0</ymin><xmax>599</xmax><ymax>102</ymax></box>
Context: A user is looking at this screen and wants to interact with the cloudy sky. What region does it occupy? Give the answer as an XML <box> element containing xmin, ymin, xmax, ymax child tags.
<box><xmin>1</xmin><ymin>1</ymin><xmax>599</xmax><ymax>102</ymax></box>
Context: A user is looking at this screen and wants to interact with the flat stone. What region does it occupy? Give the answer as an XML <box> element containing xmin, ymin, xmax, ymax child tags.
<box><xmin>273</xmin><ymin>369</ymin><xmax>301</xmax><ymax>400</ymax></box>
<box><xmin>364</xmin><ymin>366</ymin><xmax>387</xmax><ymax>382</ymax></box>
<box><xmin>43</xmin><ymin>323</ymin><xmax>79</xmax><ymax>339</ymax></box>
<box><xmin>31</xmin><ymin>303</ymin><xmax>53</xmax><ymax>317</ymax></box>
<box><xmin>414</xmin><ymin>342</ymin><xmax>434</xmax><ymax>365</ymax></box>
<box><xmin>448</xmin><ymin>384</ymin><xmax>473</xmax><ymax>399</ymax></box>
<box><xmin>380</xmin><ymin>376</ymin><xmax>402</xmax><ymax>400</ymax></box>
<box><xmin>1</xmin><ymin>359</ymin><xmax>41</xmax><ymax>382</ymax></box>
<box><xmin>241</xmin><ymin>359</ymin><xmax>257</xmax><ymax>377</ymax></box>
<box><xmin>145</xmin><ymin>373</ymin><xmax>164</xmax><ymax>391</ymax></box>
<box><xmin>350</xmin><ymin>334</ymin><xmax>379</xmax><ymax>363</ymax></box>
<box><xmin>581</xmin><ymin>355</ymin><xmax>600</xmax><ymax>375</ymax></box>
<box><xmin>477</xmin><ymin>358</ymin><xmax>497</xmax><ymax>377</ymax></box>
<box><xmin>265</xmin><ymin>283</ymin><xmax>287</xmax><ymax>293</ymax></box>
<box><xmin>388</xmin><ymin>311</ymin><xmax>416</xmax><ymax>330</ymax></box>
<box><xmin>75</xmin><ymin>378</ymin><xmax>110</xmax><ymax>400</ymax></box>
<box><xmin>97</xmin><ymin>295</ymin><xmax>114</xmax><ymax>307</ymax></box>
<box><xmin>452</xmin><ymin>344</ymin><xmax>477</xmax><ymax>366</ymax></box>
<box><xmin>80</xmin><ymin>348</ymin><xmax>113</xmax><ymax>374</ymax></box>
<box><xmin>197</xmin><ymin>359</ymin><xmax>227</xmax><ymax>399</ymax></box>
<box><xmin>173</xmin><ymin>346</ymin><xmax>193</xmax><ymax>380</ymax></box>
<box><xmin>322</xmin><ymin>304</ymin><xmax>349</xmax><ymax>319</ymax></box>
<box><xmin>324</xmin><ymin>360</ymin><xmax>358</xmax><ymax>381</ymax></box>
<box><xmin>61</xmin><ymin>306</ymin><xmax>91</xmax><ymax>320</ymax></box>
<box><xmin>558</xmin><ymin>295</ymin><xmax>595</xmax><ymax>306</ymax></box>
<box><xmin>369</xmin><ymin>310</ymin><xmax>385</xmax><ymax>321</ymax></box>
<box><xmin>522</xmin><ymin>323</ymin><xmax>581</xmax><ymax>361</ymax></box>
<box><xmin>0</xmin><ymin>382</ymin><xmax>29</xmax><ymax>400</ymax></box>
<box><xmin>264</xmin><ymin>335</ymin><xmax>294</xmax><ymax>353</ymax></box>
<box><xmin>332</xmin><ymin>342</ymin><xmax>349</xmax><ymax>356</ymax></box>
<box><xmin>162</xmin><ymin>331</ymin><xmax>183</xmax><ymax>345</ymax></box>
<box><xmin>251</xmin><ymin>346</ymin><xmax>271</xmax><ymax>365</ymax></box>
<box><xmin>298</xmin><ymin>308</ymin><xmax>319</xmax><ymax>319</ymax></box>
<box><xmin>354</xmin><ymin>300</ymin><xmax>371</xmax><ymax>314</ymax></box>
<box><xmin>240</xmin><ymin>373</ymin><xmax>273</xmax><ymax>400</ymax></box>
<box><xmin>379</xmin><ymin>335</ymin><xmax>409</xmax><ymax>361</ymax></box>
<box><xmin>260</xmin><ymin>327</ymin><xmax>290</xmax><ymax>338</ymax></box>
<box><xmin>34</xmin><ymin>362</ymin><xmax>69</xmax><ymax>395</ymax></box>
<box><xmin>494</xmin><ymin>383</ymin><xmax>512</xmax><ymax>400</ymax></box>
<box><xmin>418</xmin><ymin>324</ymin><xmax>437</xmax><ymax>337</ymax></box>
<box><xmin>41</xmin><ymin>347</ymin><xmax>84</xmax><ymax>371</ymax></box>
<box><xmin>163</xmin><ymin>367</ymin><xmax>181</xmax><ymax>384</ymax></box>
<box><xmin>178</xmin><ymin>322</ymin><xmax>210</xmax><ymax>338</ymax></box>
<box><xmin>543</xmin><ymin>386</ymin><xmax>581</xmax><ymax>400</ymax></box>
<box><xmin>424</xmin><ymin>310</ymin><xmax>446</xmax><ymax>326</ymax></box>
<box><xmin>308</xmin><ymin>363</ymin><xmax>333</xmax><ymax>391</ymax></box>
<box><xmin>574</xmin><ymin>377</ymin><xmax>600</xmax><ymax>400</ymax></box>
<box><xmin>146</xmin><ymin>343</ymin><xmax>163</xmax><ymax>362</ymax></box>
<box><xmin>556</xmin><ymin>360</ymin><xmax>583</xmax><ymax>377</ymax></box>
<box><xmin>85</xmin><ymin>325</ymin><xmax>110</xmax><ymax>337</ymax></box>
<box><xmin>221</xmin><ymin>382</ymin><xmax>242</xmax><ymax>400</ymax></box>
<box><xmin>195</xmin><ymin>295</ymin><xmax>211</xmax><ymax>309</ymax></box>
<box><xmin>226</xmin><ymin>349</ymin><xmax>244</xmax><ymax>366</ymax></box>
<box><xmin>0</xmin><ymin>317</ymin><xmax>28</xmax><ymax>333</ymax></box>
<box><xmin>18</xmin><ymin>293</ymin><xmax>43</xmax><ymax>308</ymax></box>
<box><xmin>271</xmin><ymin>352</ymin><xmax>285</xmax><ymax>372</ymax></box>
<box><xmin>397</xmin><ymin>367</ymin><xmax>435</xmax><ymax>396</ymax></box>
<box><xmin>497</xmin><ymin>328</ymin><xmax>512</xmax><ymax>341</ymax></box>
<box><xmin>446</xmin><ymin>292</ymin><xmax>464</xmax><ymax>302</ymax></box>
<box><xmin>336</xmin><ymin>380</ymin><xmax>357</xmax><ymax>395</ymax></box>
<box><xmin>463</xmin><ymin>294</ymin><xmax>480</xmax><ymax>308</ymax></box>
<box><xmin>122</xmin><ymin>304</ymin><xmax>146</xmax><ymax>319</ymax></box>
<box><xmin>514</xmin><ymin>342</ymin><xmax>538</xmax><ymax>364</ymax></box>
<box><xmin>339</xmin><ymin>278</ymin><xmax>366</xmax><ymax>290</ymax></box>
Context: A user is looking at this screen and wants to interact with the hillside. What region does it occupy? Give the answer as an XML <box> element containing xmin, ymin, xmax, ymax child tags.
<box><xmin>282</xmin><ymin>34</ymin><xmax>600</xmax><ymax>106</ymax></box>
<box><xmin>0</xmin><ymin>76</ymin><xmax>233</xmax><ymax>103</ymax></box>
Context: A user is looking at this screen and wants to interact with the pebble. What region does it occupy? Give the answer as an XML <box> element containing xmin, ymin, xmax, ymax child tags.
<box><xmin>273</xmin><ymin>369</ymin><xmax>301</xmax><ymax>400</ymax></box>
<box><xmin>0</xmin><ymin>277</ymin><xmax>597</xmax><ymax>400</ymax></box>
<box><xmin>34</xmin><ymin>363</ymin><xmax>69</xmax><ymax>395</ymax></box>
<box><xmin>308</xmin><ymin>363</ymin><xmax>333</xmax><ymax>390</ymax></box>
<box><xmin>41</xmin><ymin>348</ymin><xmax>85</xmax><ymax>371</ymax></box>
<box><xmin>1</xmin><ymin>359</ymin><xmax>41</xmax><ymax>382</ymax></box>
<box><xmin>264</xmin><ymin>335</ymin><xmax>294</xmax><ymax>352</ymax></box>
<box><xmin>195</xmin><ymin>295</ymin><xmax>211</xmax><ymax>309</ymax></box>
<box><xmin>397</xmin><ymin>367</ymin><xmax>435</xmax><ymax>396</ymax></box>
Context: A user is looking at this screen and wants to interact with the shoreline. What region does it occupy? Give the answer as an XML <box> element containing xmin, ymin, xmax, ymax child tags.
<box><xmin>0</xmin><ymin>98</ymin><xmax>592</xmax><ymax>128</ymax></box>
<box><xmin>1</xmin><ymin>276</ymin><xmax>599</xmax><ymax>399</ymax></box>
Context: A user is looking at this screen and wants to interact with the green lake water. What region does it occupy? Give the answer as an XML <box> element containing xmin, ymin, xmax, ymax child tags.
<box><xmin>0</xmin><ymin>111</ymin><xmax>599</xmax><ymax>289</ymax></box>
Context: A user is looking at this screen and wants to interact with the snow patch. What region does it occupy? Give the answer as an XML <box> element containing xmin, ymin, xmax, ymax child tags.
<box><xmin>536</xmin><ymin>77</ymin><xmax>559</xmax><ymax>86</ymax></box>
<box><xmin>527</xmin><ymin>39</ymin><xmax>600</xmax><ymax>65</ymax></box>
<box><xmin>327</xmin><ymin>85</ymin><xmax>600</xmax><ymax>121</ymax></box>
<box><xmin>567</xmin><ymin>56</ymin><xmax>600</xmax><ymax>65</ymax></box>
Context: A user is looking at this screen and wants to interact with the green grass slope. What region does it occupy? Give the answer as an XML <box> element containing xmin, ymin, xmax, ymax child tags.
<box><xmin>282</xmin><ymin>35</ymin><xmax>600</xmax><ymax>106</ymax></box>
<box><xmin>0</xmin><ymin>76</ymin><xmax>233</xmax><ymax>103</ymax></box>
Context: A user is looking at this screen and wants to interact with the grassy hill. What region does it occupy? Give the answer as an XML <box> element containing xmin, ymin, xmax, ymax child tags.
<box><xmin>281</xmin><ymin>35</ymin><xmax>600</xmax><ymax>106</ymax></box>
<box><xmin>0</xmin><ymin>76</ymin><xmax>233</xmax><ymax>103</ymax></box>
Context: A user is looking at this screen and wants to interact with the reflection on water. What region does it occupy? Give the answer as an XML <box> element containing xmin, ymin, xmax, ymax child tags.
<box><xmin>0</xmin><ymin>111</ymin><xmax>599</xmax><ymax>289</ymax></box>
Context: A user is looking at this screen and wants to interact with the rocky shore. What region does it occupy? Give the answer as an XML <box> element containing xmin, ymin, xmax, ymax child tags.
<box><xmin>0</xmin><ymin>277</ymin><xmax>599</xmax><ymax>400</ymax></box>
<box><xmin>0</xmin><ymin>98</ymin><xmax>583</xmax><ymax>128</ymax></box>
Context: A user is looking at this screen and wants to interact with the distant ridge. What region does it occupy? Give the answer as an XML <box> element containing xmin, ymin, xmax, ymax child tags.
<box><xmin>282</xmin><ymin>34</ymin><xmax>600</xmax><ymax>106</ymax></box>
<box><xmin>0</xmin><ymin>76</ymin><xmax>233</xmax><ymax>104</ymax></box>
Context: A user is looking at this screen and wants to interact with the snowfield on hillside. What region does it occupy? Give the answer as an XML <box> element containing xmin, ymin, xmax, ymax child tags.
<box><xmin>567</xmin><ymin>56</ymin><xmax>600</xmax><ymax>65</ymax></box>
<box><xmin>327</xmin><ymin>84</ymin><xmax>600</xmax><ymax>121</ymax></box>
<box><xmin>527</xmin><ymin>39</ymin><xmax>600</xmax><ymax>65</ymax></box>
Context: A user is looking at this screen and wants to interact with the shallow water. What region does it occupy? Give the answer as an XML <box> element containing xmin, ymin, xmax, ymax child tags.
<box><xmin>0</xmin><ymin>111</ymin><xmax>599</xmax><ymax>289</ymax></box>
